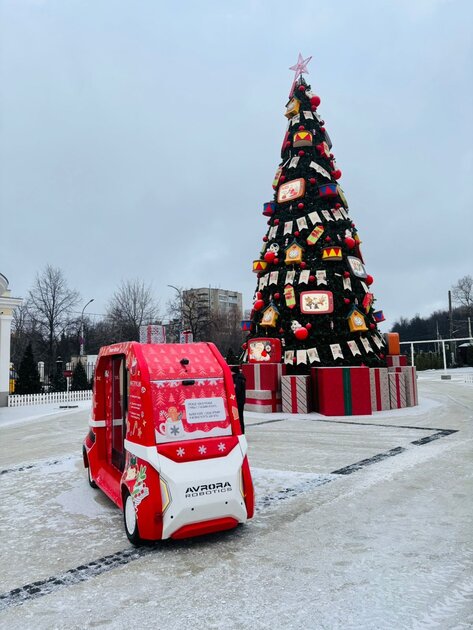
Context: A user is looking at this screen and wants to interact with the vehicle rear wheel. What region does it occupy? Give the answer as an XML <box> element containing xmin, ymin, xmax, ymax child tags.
<box><xmin>83</xmin><ymin>448</ymin><xmax>98</xmax><ymax>488</ymax></box>
<box><xmin>123</xmin><ymin>491</ymin><xmax>142</xmax><ymax>546</ymax></box>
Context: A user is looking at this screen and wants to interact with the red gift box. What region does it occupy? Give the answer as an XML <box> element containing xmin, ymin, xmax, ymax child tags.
<box><xmin>389</xmin><ymin>366</ymin><xmax>418</xmax><ymax>407</ymax></box>
<box><xmin>310</xmin><ymin>368</ymin><xmax>319</xmax><ymax>411</ymax></box>
<box><xmin>281</xmin><ymin>375</ymin><xmax>312</xmax><ymax>413</ymax></box>
<box><xmin>245</xmin><ymin>389</ymin><xmax>281</xmax><ymax>413</ymax></box>
<box><xmin>242</xmin><ymin>363</ymin><xmax>286</xmax><ymax>391</ymax></box>
<box><xmin>369</xmin><ymin>367</ymin><xmax>390</xmax><ymax>411</ymax></box>
<box><xmin>315</xmin><ymin>366</ymin><xmax>372</xmax><ymax>416</ymax></box>
<box><xmin>388</xmin><ymin>372</ymin><xmax>407</xmax><ymax>409</ymax></box>
<box><xmin>386</xmin><ymin>354</ymin><xmax>408</xmax><ymax>367</ymax></box>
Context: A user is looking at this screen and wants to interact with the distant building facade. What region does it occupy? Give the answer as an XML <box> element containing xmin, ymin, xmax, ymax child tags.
<box><xmin>182</xmin><ymin>287</ymin><xmax>242</xmax><ymax>322</ymax></box>
<box><xmin>0</xmin><ymin>273</ymin><xmax>23</xmax><ymax>406</ymax></box>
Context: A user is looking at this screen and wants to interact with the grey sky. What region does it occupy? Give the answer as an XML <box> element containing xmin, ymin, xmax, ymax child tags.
<box><xmin>1</xmin><ymin>0</ymin><xmax>472</xmax><ymax>330</ymax></box>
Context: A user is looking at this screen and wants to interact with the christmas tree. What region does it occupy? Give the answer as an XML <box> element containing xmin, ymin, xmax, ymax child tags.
<box><xmin>247</xmin><ymin>55</ymin><xmax>386</xmax><ymax>371</ymax></box>
<box><xmin>15</xmin><ymin>343</ymin><xmax>42</xmax><ymax>394</ymax></box>
<box><xmin>70</xmin><ymin>360</ymin><xmax>90</xmax><ymax>391</ymax></box>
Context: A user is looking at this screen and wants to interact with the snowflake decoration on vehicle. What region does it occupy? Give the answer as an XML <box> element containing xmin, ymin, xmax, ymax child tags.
<box><xmin>217</xmin><ymin>442</ymin><xmax>226</xmax><ymax>452</ymax></box>
<box><xmin>198</xmin><ymin>445</ymin><xmax>207</xmax><ymax>455</ymax></box>
<box><xmin>170</xmin><ymin>425</ymin><xmax>180</xmax><ymax>436</ymax></box>
<box><xmin>176</xmin><ymin>447</ymin><xmax>185</xmax><ymax>457</ymax></box>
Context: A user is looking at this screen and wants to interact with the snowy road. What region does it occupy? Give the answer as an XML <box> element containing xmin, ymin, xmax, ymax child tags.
<box><xmin>0</xmin><ymin>374</ymin><xmax>472</xmax><ymax>629</ymax></box>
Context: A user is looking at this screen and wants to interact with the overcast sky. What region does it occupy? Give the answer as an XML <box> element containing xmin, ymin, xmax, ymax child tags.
<box><xmin>1</xmin><ymin>0</ymin><xmax>472</xmax><ymax>330</ymax></box>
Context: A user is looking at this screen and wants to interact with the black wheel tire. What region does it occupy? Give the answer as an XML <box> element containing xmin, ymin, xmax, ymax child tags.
<box><xmin>123</xmin><ymin>490</ymin><xmax>143</xmax><ymax>546</ymax></box>
<box><xmin>83</xmin><ymin>448</ymin><xmax>98</xmax><ymax>489</ymax></box>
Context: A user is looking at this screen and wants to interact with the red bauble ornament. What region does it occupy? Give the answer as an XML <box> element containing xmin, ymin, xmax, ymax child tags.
<box><xmin>256</xmin><ymin>292</ymin><xmax>262</xmax><ymax>298</ymax></box>
<box><xmin>264</xmin><ymin>251</ymin><xmax>276</xmax><ymax>263</ymax></box>
<box><xmin>294</xmin><ymin>231</ymin><xmax>300</xmax><ymax>237</ymax></box>
<box><xmin>274</xmin><ymin>257</ymin><xmax>279</xmax><ymax>264</ymax></box>
<box><xmin>331</xmin><ymin>169</ymin><xmax>342</xmax><ymax>180</ymax></box>
<box><xmin>274</xmin><ymin>293</ymin><xmax>280</xmax><ymax>300</ymax></box>
<box><xmin>279</xmin><ymin>328</ymin><xmax>284</xmax><ymax>334</ymax></box>
<box><xmin>310</xmin><ymin>95</ymin><xmax>321</xmax><ymax>107</ymax></box>
<box><xmin>242</xmin><ymin>343</ymin><xmax>247</xmax><ymax>349</ymax></box>
<box><xmin>297</xmin><ymin>203</ymin><xmax>304</xmax><ymax>209</ymax></box>
<box><xmin>284</xmin><ymin>141</ymin><xmax>291</xmax><ymax>149</ymax></box>
<box><xmin>306</xmin><ymin>323</ymin><xmax>312</xmax><ymax>330</ymax></box>
<box><xmin>366</xmin><ymin>274</ymin><xmax>374</xmax><ymax>285</ymax></box>
<box><xmin>311</xmin><ymin>104</ymin><xmax>317</xmax><ymax>111</ymax></box>
<box><xmin>343</xmin><ymin>271</ymin><xmax>350</xmax><ymax>278</ymax></box>
<box><xmin>309</xmin><ymin>177</ymin><xmax>316</xmax><ymax>185</ymax></box>
<box><xmin>298</xmin><ymin>150</ymin><xmax>305</xmax><ymax>157</ymax></box>
<box><xmin>279</xmin><ymin>175</ymin><xmax>286</xmax><ymax>183</ymax></box>
<box><xmin>325</xmin><ymin>236</ymin><xmax>331</xmax><ymax>242</ymax></box>
<box><xmin>262</xmin><ymin>236</ymin><xmax>268</xmax><ymax>242</ymax></box>
<box><xmin>253</xmin><ymin>299</ymin><xmax>264</xmax><ymax>311</ymax></box>
<box><xmin>344</xmin><ymin>298</ymin><xmax>351</xmax><ymax>304</ymax></box>
<box><xmin>309</xmin><ymin>275</ymin><xmax>315</xmax><ymax>283</ymax></box>
<box><xmin>274</xmin><ymin>218</ymin><xmax>280</xmax><ymax>225</ymax></box>
<box><xmin>294</xmin><ymin>327</ymin><xmax>309</xmax><ymax>340</ymax></box>
<box><xmin>298</xmin><ymin>85</ymin><xmax>306</xmax><ymax>92</ymax></box>
<box><xmin>298</xmin><ymin>125</ymin><xmax>305</xmax><ymax>131</ymax></box>
<box><xmin>300</xmin><ymin>261</ymin><xmax>307</xmax><ymax>269</ymax></box>
<box><xmin>369</xmin><ymin>323</ymin><xmax>376</xmax><ymax>329</ymax></box>
<box><xmin>320</xmin><ymin>127</ymin><xmax>326</xmax><ymax>133</ymax></box>
<box><xmin>380</xmin><ymin>353</ymin><xmax>385</xmax><ymax>359</ymax></box>
<box><xmin>334</xmin><ymin>203</ymin><xmax>341</xmax><ymax>209</ymax></box>
<box><xmin>345</xmin><ymin>237</ymin><xmax>356</xmax><ymax>249</ymax></box>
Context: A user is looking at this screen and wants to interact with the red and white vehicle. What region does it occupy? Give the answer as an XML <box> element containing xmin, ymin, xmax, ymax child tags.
<box><xmin>83</xmin><ymin>341</ymin><xmax>254</xmax><ymax>545</ymax></box>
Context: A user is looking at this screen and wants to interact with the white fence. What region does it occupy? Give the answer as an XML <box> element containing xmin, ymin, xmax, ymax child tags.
<box><xmin>8</xmin><ymin>390</ymin><xmax>92</xmax><ymax>408</ymax></box>
<box><xmin>465</xmin><ymin>374</ymin><xmax>473</xmax><ymax>384</ymax></box>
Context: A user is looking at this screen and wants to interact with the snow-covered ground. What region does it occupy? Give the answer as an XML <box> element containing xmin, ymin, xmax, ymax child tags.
<box><xmin>0</xmin><ymin>374</ymin><xmax>472</xmax><ymax>629</ymax></box>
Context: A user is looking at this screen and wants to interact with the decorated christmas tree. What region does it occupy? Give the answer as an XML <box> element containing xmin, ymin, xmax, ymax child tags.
<box><xmin>246</xmin><ymin>55</ymin><xmax>387</xmax><ymax>371</ymax></box>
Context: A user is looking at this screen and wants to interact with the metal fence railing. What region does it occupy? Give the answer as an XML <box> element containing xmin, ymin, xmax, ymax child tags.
<box><xmin>8</xmin><ymin>390</ymin><xmax>92</xmax><ymax>408</ymax></box>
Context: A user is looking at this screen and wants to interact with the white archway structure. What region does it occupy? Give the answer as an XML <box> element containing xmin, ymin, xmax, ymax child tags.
<box><xmin>0</xmin><ymin>274</ymin><xmax>23</xmax><ymax>406</ymax></box>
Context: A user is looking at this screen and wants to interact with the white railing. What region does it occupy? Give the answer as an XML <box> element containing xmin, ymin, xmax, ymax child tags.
<box><xmin>8</xmin><ymin>390</ymin><xmax>92</xmax><ymax>407</ymax></box>
<box><xmin>465</xmin><ymin>374</ymin><xmax>473</xmax><ymax>384</ymax></box>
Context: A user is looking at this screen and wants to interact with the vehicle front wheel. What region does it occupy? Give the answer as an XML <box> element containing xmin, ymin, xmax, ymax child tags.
<box><xmin>123</xmin><ymin>491</ymin><xmax>142</xmax><ymax>546</ymax></box>
<box><xmin>83</xmin><ymin>448</ymin><xmax>97</xmax><ymax>488</ymax></box>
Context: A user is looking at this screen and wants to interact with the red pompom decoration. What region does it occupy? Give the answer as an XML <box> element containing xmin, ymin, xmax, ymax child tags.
<box><xmin>331</xmin><ymin>169</ymin><xmax>342</xmax><ymax>180</ymax></box>
<box><xmin>334</xmin><ymin>203</ymin><xmax>341</xmax><ymax>209</ymax></box>
<box><xmin>279</xmin><ymin>328</ymin><xmax>284</xmax><ymax>334</ymax></box>
<box><xmin>344</xmin><ymin>298</ymin><xmax>351</xmax><ymax>304</ymax></box>
<box><xmin>297</xmin><ymin>203</ymin><xmax>304</xmax><ymax>209</ymax></box>
<box><xmin>366</xmin><ymin>274</ymin><xmax>374</xmax><ymax>285</ymax></box>
<box><xmin>274</xmin><ymin>257</ymin><xmax>279</xmax><ymax>264</ymax></box>
<box><xmin>242</xmin><ymin>343</ymin><xmax>247</xmax><ymax>349</ymax></box>
<box><xmin>298</xmin><ymin>125</ymin><xmax>305</xmax><ymax>131</ymax></box>
<box><xmin>294</xmin><ymin>230</ymin><xmax>300</xmax><ymax>237</ymax></box>
<box><xmin>311</xmin><ymin>104</ymin><xmax>317</xmax><ymax>111</ymax></box>
<box><xmin>274</xmin><ymin>293</ymin><xmax>280</xmax><ymax>300</ymax></box>
<box><xmin>264</xmin><ymin>251</ymin><xmax>276</xmax><ymax>263</ymax></box>
<box><xmin>325</xmin><ymin>236</ymin><xmax>331</xmax><ymax>242</ymax></box>
<box><xmin>256</xmin><ymin>292</ymin><xmax>262</xmax><ymax>299</ymax></box>
<box><xmin>284</xmin><ymin>141</ymin><xmax>291</xmax><ymax>149</ymax></box>
<box><xmin>274</xmin><ymin>218</ymin><xmax>280</xmax><ymax>225</ymax></box>
<box><xmin>320</xmin><ymin>127</ymin><xmax>326</xmax><ymax>133</ymax></box>
<box><xmin>306</xmin><ymin>323</ymin><xmax>312</xmax><ymax>330</ymax></box>
<box><xmin>310</xmin><ymin>95</ymin><xmax>321</xmax><ymax>107</ymax></box>
<box><xmin>294</xmin><ymin>327</ymin><xmax>309</xmax><ymax>340</ymax></box>
<box><xmin>343</xmin><ymin>271</ymin><xmax>350</xmax><ymax>278</ymax></box>
<box><xmin>298</xmin><ymin>150</ymin><xmax>305</xmax><ymax>157</ymax></box>
<box><xmin>300</xmin><ymin>261</ymin><xmax>307</xmax><ymax>269</ymax></box>
<box><xmin>380</xmin><ymin>353</ymin><xmax>385</xmax><ymax>359</ymax></box>
<box><xmin>344</xmin><ymin>237</ymin><xmax>356</xmax><ymax>249</ymax></box>
<box><xmin>369</xmin><ymin>323</ymin><xmax>376</xmax><ymax>329</ymax></box>
<box><xmin>298</xmin><ymin>85</ymin><xmax>306</xmax><ymax>92</ymax></box>
<box><xmin>309</xmin><ymin>275</ymin><xmax>315</xmax><ymax>283</ymax></box>
<box><xmin>309</xmin><ymin>177</ymin><xmax>316</xmax><ymax>185</ymax></box>
<box><xmin>253</xmin><ymin>299</ymin><xmax>264</xmax><ymax>311</ymax></box>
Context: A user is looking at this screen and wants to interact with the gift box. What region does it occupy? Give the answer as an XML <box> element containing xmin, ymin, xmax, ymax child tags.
<box><xmin>139</xmin><ymin>324</ymin><xmax>166</xmax><ymax>344</ymax></box>
<box><xmin>388</xmin><ymin>372</ymin><xmax>407</xmax><ymax>409</ymax></box>
<box><xmin>384</xmin><ymin>332</ymin><xmax>400</xmax><ymax>355</ymax></box>
<box><xmin>369</xmin><ymin>367</ymin><xmax>390</xmax><ymax>411</ymax></box>
<box><xmin>242</xmin><ymin>362</ymin><xmax>286</xmax><ymax>391</ymax></box>
<box><xmin>389</xmin><ymin>366</ymin><xmax>418</xmax><ymax>407</ymax></box>
<box><xmin>386</xmin><ymin>354</ymin><xmax>408</xmax><ymax>367</ymax></box>
<box><xmin>315</xmin><ymin>366</ymin><xmax>372</xmax><ymax>416</ymax></box>
<box><xmin>281</xmin><ymin>375</ymin><xmax>312</xmax><ymax>414</ymax></box>
<box><xmin>245</xmin><ymin>389</ymin><xmax>281</xmax><ymax>413</ymax></box>
<box><xmin>310</xmin><ymin>367</ymin><xmax>319</xmax><ymax>411</ymax></box>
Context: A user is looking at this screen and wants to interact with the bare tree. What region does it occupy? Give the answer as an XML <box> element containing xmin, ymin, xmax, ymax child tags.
<box><xmin>28</xmin><ymin>265</ymin><xmax>80</xmax><ymax>370</ymax></box>
<box><xmin>106</xmin><ymin>279</ymin><xmax>160</xmax><ymax>341</ymax></box>
<box><xmin>166</xmin><ymin>289</ymin><xmax>211</xmax><ymax>342</ymax></box>
<box><xmin>451</xmin><ymin>275</ymin><xmax>473</xmax><ymax>312</ymax></box>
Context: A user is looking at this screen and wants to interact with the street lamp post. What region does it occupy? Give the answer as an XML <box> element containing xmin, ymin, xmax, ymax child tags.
<box><xmin>80</xmin><ymin>298</ymin><xmax>94</xmax><ymax>357</ymax></box>
<box><xmin>167</xmin><ymin>285</ymin><xmax>183</xmax><ymax>342</ymax></box>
